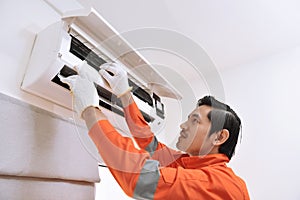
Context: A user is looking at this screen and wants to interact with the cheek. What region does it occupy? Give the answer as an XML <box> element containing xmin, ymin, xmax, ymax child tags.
<box><xmin>184</xmin><ymin>127</ymin><xmax>203</xmax><ymax>152</ymax></box>
<box><xmin>176</xmin><ymin>130</ymin><xmax>195</xmax><ymax>151</ymax></box>
<box><xmin>192</xmin><ymin>126</ymin><xmax>210</xmax><ymax>146</ymax></box>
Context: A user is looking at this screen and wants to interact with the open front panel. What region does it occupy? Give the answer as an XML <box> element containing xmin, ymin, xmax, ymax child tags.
<box><xmin>51</xmin><ymin>33</ymin><xmax>162</xmax><ymax>122</ymax></box>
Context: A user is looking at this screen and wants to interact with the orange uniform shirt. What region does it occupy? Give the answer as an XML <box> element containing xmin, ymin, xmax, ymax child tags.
<box><xmin>88</xmin><ymin>102</ymin><xmax>250</xmax><ymax>200</ymax></box>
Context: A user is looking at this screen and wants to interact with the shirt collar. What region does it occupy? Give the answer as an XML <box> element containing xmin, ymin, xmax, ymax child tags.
<box><xmin>180</xmin><ymin>154</ymin><xmax>229</xmax><ymax>169</ymax></box>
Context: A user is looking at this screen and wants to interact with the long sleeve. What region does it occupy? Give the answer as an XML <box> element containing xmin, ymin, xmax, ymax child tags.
<box><xmin>88</xmin><ymin>120</ymin><xmax>159</xmax><ymax>198</ymax></box>
<box><xmin>123</xmin><ymin>102</ymin><xmax>184</xmax><ymax>167</ymax></box>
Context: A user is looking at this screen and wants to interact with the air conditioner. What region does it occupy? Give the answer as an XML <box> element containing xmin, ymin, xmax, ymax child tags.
<box><xmin>21</xmin><ymin>8</ymin><xmax>182</xmax><ymax>133</ymax></box>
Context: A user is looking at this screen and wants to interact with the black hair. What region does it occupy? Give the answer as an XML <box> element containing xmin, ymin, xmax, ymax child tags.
<box><xmin>197</xmin><ymin>96</ymin><xmax>241</xmax><ymax>160</ymax></box>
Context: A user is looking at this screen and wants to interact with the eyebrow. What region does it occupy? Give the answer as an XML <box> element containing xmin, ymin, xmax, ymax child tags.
<box><xmin>188</xmin><ymin>113</ymin><xmax>201</xmax><ymax>120</ymax></box>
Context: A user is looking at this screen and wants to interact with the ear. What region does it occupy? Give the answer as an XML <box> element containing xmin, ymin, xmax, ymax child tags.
<box><xmin>212</xmin><ymin>129</ymin><xmax>230</xmax><ymax>146</ymax></box>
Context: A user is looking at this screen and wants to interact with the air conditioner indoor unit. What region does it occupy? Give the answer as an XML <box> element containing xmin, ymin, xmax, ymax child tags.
<box><xmin>21</xmin><ymin>8</ymin><xmax>182</xmax><ymax>133</ymax></box>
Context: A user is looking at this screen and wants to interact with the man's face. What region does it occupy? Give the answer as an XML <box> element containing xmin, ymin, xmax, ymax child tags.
<box><xmin>176</xmin><ymin>105</ymin><xmax>214</xmax><ymax>156</ymax></box>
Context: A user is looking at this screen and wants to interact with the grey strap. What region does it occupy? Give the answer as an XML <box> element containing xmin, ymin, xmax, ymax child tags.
<box><xmin>145</xmin><ymin>136</ymin><xmax>158</xmax><ymax>156</ymax></box>
<box><xmin>133</xmin><ymin>160</ymin><xmax>160</xmax><ymax>200</ymax></box>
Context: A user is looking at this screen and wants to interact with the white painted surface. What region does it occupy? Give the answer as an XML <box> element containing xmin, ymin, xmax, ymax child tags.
<box><xmin>222</xmin><ymin>46</ymin><xmax>300</xmax><ymax>200</ymax></box>
<box><xmin>96</xmin><ymin>167</ymin><xmax>133</xmax><ymax>200</ymax></box>
<box><xmin>0</xmin><ymin>0</ymin><xmax>74</xmax><ymax>117</ymax></box>
<box><xmin>0</xmin><ymin>175</ymin><xmax>95</xmax><ymax>200</ymax></box>
<box><xmin>0</xmin><ymin>93</ymin><xmax>99</xmax><ymax>182</ymax></box>
<box><xmin>90</xmin><ymin>0</ymin><xmax>300</xmax><ymax>70</ymax></box>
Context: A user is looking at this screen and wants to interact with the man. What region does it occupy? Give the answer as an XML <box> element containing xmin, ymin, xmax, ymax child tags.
<box><xmin>60</xmin><ymin>62</ymin><xmax>250</xmax><ymax>200</ymax></box>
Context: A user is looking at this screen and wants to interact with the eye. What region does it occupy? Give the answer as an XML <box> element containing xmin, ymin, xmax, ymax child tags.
<box><xmin>192</xmin><ymin>118</ymin><xmax>200</xmax><ymax>124</ymax></box>
<box><xmin>187</xmin><ymin>114</ymin><xmax>201</xmax><ymax>124</ymax></box>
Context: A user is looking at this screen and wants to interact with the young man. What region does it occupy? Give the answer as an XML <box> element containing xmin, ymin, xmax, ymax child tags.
<box><xmin>60</xmin><ymin>62</ymin><xmax>250</xmax><ymax>200</ymax></box>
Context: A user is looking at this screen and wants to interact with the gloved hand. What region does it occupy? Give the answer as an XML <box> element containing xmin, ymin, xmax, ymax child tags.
<box><xmin>58</xmin><ymin>74</ymin><xmax>100</xmax><ymax>118</ymax></box>
<box><xmin>74</xmin><ymin>61</ymin><xmax>105</xmax><ymax>86</ymax></box>
<box><xmin>99</xmin><ymin>62</ymin><xmax>132</xmax><ymax>98</ymax></box>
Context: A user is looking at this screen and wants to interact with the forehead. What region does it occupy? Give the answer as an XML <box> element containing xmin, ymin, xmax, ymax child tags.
<box><xmin>189</xmin><ymin>105</ymin><xmax>212</xmax><ymax>119</ymax></box>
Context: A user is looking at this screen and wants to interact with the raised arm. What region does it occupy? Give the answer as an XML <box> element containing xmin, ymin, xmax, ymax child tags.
<box><xmin>59</xmin><ymin>73</ymin><xmax>163</xmax><ymax>199</ymax></box>
<box><xmin>100</xmin><ymin>63</ymin><xmax>184</xmax><ymax>167</ymax></box>
<box><xmin>82</xmin><ymin>106</ymin><xmax>162</xmax><ymax>199</ymax></box>
<box><xmin>69</xmin><ymin>61</ymin><xmax>183</xmax><ymax>166</ymax></box>
<box><xmin>99</xmin><ymin>62</ymin><xmax>157</xmax><ymax>149</ymax></box>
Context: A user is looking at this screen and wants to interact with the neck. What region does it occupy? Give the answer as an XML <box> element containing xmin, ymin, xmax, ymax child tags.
<box><xmin>189</xmin><ymin>146</ymin><xmax>220</xmax><ymax>156</ymax></box>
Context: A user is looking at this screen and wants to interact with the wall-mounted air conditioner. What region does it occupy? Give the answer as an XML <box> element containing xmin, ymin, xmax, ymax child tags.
<box><xmin>21</xmin><ymin>7</ymin><xmax>182</xmax><ymax>133</ymax></box>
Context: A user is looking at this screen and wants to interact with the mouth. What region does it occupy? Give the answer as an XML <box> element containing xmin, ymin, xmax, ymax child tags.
<box><xmin>176</xmin><ymin>131</ymin><xmax>187</xmax><ymax>150</ymax></box>
<box><xmin>180</xmin><ymin>131</ymin><xmax>188</xmax><ymax>139</ymax></box>
<box><xmin>177</xmin><ymin>131</ymin><xmax>187</xmax><ymax>145</ymax></box>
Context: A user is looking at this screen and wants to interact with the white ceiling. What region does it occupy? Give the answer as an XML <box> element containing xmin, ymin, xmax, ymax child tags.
<box><xmin>87</xmin><ymin>0</ymin><xmax>300</xmax><ymax>70</ymax></box>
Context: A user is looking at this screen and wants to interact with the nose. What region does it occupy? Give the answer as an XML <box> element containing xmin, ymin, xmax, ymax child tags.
<box><xmin>180</xmin><ymin>121</ymin><xmax>187</xmax><ymax>130</ymax></box>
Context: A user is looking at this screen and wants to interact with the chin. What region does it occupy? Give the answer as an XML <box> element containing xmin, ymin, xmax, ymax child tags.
<box><xmin>176</xmin><ymin>141</ymin><xmax>186</xmax><ymax>152</ymax></box>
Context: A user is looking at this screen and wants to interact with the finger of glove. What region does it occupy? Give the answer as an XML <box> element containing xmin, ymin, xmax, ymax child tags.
<box><xmin>77</xmin><ymin>62</ymin><xmax>102</xmax><ymax>83</ymax></box>
<box><xmin>75</xmin><ymin>61</ymin><xmax>91</xmax><ymax>76</ymax></box>
<box><xmin>74</xmin><ymin>61</ymin><xmax>88</xmax><ymax>73</ymax></box>
<box><xmin>73</xmin><ymin>60</ymin><xmax>86</xmax><ymax>72</ymax></box>
<box><xmin>100</xmin><ymin>63</ymin><xmax>119</xmax><ymax>75</ymax></box>
<box><xmin>99</xmin><ymin>69</ymin><xmax>114</xmax><ymax>83</ymax></box>
<box><xmin>58</xmin><ymin>74</ymin><xmax>78</xmax><ymax>90</ymax></box>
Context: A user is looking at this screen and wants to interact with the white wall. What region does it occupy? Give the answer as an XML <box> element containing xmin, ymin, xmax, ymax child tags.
<box><xmin>0</xmin><ymin>0</ymin><xmax>77</xmax><ymax>118</ymax></box>
<box><xmin>219</xmin><ymin>46</ymin><xmax>300</xmax><ymax>200</ymax></box>
<box><xmin>96</xmin><ymin>167</ymin><xmax>133</xmax><ymax>200</ymax></box>
<box><xmin>0</xmin><ymin>0</ymin><xmax>153</xmax><ymax>199</ymax></box>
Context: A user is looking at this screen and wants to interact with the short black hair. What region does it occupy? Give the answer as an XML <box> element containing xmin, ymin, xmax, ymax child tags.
<box><xmin>197</xmin><ymin>96</ymin><xmax>241</xmax><ymax>160</ymax></box>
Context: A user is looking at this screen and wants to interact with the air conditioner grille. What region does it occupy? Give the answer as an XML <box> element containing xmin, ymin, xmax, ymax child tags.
<box><xmin>51</xmin><ymin>65</ymin><xmax>155</xmax><ymax>122</ymax></box>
